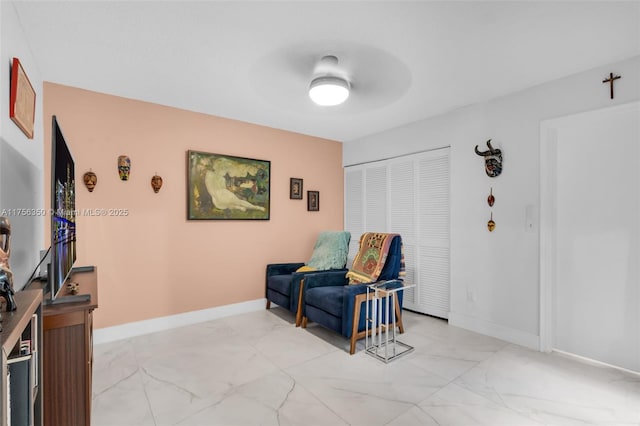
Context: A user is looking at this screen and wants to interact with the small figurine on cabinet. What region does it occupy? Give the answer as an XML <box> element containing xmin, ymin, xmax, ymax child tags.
<box><xmin>67</xmin><ymin>281</ymin><xmax>79</xmax><ymax>295</ymax></box>
<box><xmin>83</xmin><ymin>170</ymin><xmax>97</xmax><ymax>192</ymax></box>
<box><xmin>151</xmin><ymin>174</ymin><xmax>163</xmax><ymax>193</ymax></box>
<box><xmin>0</xmin><ymin>217</ymin><xmax>16</xmax><ymax>311</ymax></box>
<box><xmin>0</xmin><ymin>277</ymin><xmax>15</xmax><ymax>312</ymax></box>
<box><xmin>118</xmin><ymin>155</ymin><xmax>131</xmax><ymax>181</ymax></box>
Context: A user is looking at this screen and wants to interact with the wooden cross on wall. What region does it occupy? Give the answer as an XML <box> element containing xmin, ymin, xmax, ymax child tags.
<box><xmin>602</xmin><ymin>72</ymin><xmax>621</xmax><ymax>99</ymax></box>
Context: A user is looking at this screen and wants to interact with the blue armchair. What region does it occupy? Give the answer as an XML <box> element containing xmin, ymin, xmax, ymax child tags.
<box><xmin>265</xmin><ymin>231</ymin><xmax>350</xmax><ymax>326</ymax></box>
<box><xmin>301</xmin><ymin>233</ymin><xmax>405</xmax><ymax>354</ymax></box>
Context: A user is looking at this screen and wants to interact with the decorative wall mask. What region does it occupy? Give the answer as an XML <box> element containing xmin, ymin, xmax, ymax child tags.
<box><xmin>474</xmin><ymin>140</ymin><xmax>503</xmax><ymax>178</ymax></box>
<box><xmin>83</xmin><ymin>170</ymin><xmax>97</xmax><ymax>192</ymax></box>
<box><xmin>118</xmin><ymin>155</ymin><xmax>131</xmax><ymax>181</ymax></box>
<box><xmin>487</xmin><ymin>188</ymin><xmax>495</xmax><ymax>206</ymax></box>
<box><xmin>151</xmin><ymin>174</ymin><xmax>163</xmax><ymax>193</ymax></box>
<box><xmin>487</xmin><ymin>212</ymin><xmax>496</xmax><ymax>232</ymax></box>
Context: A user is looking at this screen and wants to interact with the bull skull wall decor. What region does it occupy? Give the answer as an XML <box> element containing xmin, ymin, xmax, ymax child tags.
<box><xmin>474</xmin><ymin>139</ymin><xmax>503</xmax><ymax>178</ymax></box>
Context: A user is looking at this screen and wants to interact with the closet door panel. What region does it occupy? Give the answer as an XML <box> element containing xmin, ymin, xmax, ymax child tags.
<box><xmin>390</xmin><ymin>160</ymin><xmax>417</xmax><ymax>308</ymax></box>
<box><xmin>345</xmin><ymin>169</ymin><xmax>364</xmax><ymax>265</ymax></box>
<box><xmin>344</xmin><ymin>147</ymin><xmax>450</xmax><ymax>318</ymax></box>
<box><xmin>364</xmin><ymin>166</ymin><xmax>387</xmax><ymax>231</ymax></box>
<box><xmin>416</xmin><ymin>151</ymin><xmax>450</xmax><ymax>318</ymax></box>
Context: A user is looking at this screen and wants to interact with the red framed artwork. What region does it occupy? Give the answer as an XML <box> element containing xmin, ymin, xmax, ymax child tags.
<box><xmin>10</xmin><ymin>58</ymin><xmax>36</xmax><ymax>139</ymax></box>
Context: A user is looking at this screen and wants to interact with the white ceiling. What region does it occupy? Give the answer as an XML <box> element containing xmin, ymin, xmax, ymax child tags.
<box><xmin>13</xmin><ymin>1</ymin><xmax>640</xmax><ymax>142</ymax></box>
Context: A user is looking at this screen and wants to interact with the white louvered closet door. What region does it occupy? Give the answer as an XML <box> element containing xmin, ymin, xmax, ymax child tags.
<box><xmin>415</xmin><ymin>151</ymin><xmax>450</xmax><ymax>318</ymax></box>
<box><xmin>344</xmin><ymin>147</ymin><xmax>450</xmax><ymax>319</ymax></box>
<box><xmin>345</xmin><ymin>169</ymin><xmax>364</xmax><ymax>267</ymax></box>
<box><xmin>389</xmin><ymin>159</ymin><xmax>417</xmax><ymax>309</ymax></box>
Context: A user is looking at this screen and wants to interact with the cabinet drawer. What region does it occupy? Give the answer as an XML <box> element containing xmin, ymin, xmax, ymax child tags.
<box><xmin>44</xmin><ymin>311</ymin><xmax>84</xmax><ymax>330</ymax></box>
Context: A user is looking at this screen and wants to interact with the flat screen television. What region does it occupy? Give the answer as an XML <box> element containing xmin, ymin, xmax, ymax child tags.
<box><xmin>49</xmin><ymin>116</ymin><xmax>78</xmax><ymax>303</ymax></box>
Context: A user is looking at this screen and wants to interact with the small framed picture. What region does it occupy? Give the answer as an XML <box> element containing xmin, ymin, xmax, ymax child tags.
<box><xmin>290</xmin><ymin>178</ymin><xmax>303</xmax><ymax>200</ymax></box>
<box><xmin>307</xmin><ymin>191</ymin><xmax>319</xmax><ymax>211</ymax></box>
<box><xmin>9</xmin><ymin>58</ymin><xmax>36</xmax><ymax>139</ymax></box>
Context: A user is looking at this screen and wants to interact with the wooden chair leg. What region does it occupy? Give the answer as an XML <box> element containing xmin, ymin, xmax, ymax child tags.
<box><xmin>350</xmin><ymin>336</ymin><xmax>357</xmax><ymax>355</ymax></box>
<box><xmin>301</xmin><ymin>317</ymin><xmax>308</xmax><ymax>328</ymax></box>
<box><xmin>350</xmin><ymin>294</ymin><xmax>365</xmax><ymax>354</ymax></box>
<box><xmin>266</xmin><ymin>299</ymin><xmax>271</xmax><ymax>309</ymax></box>
<box><xmin>295</xmin><ymin>279</ymin><xmax>305</xmax><ymax>327</ymax></box>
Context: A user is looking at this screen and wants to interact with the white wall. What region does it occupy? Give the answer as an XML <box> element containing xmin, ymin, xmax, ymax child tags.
<box><xmin>344</xmin><ymin>55</ymin><xmax>640</xmax><ymax>349</ymax></box>
<box><xmin>1</xmin><ymin>1</ymin><xmax>44</xmax><ymax>289</ymax></box>
<box><xmin>551</xmin><ymin>103</ymin><xmax>639</xmax><ymax>372</ymax></box>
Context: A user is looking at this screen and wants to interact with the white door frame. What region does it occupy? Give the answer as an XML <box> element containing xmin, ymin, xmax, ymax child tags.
<box><xmin>539</xmin><ymin>121</ymin><xmax>557</xmax><ymax>353</ymax></box>
<box><xmin>539</xmin><ymin>101</ymin><xmax>640</xmax><ymax>354</ymax></box>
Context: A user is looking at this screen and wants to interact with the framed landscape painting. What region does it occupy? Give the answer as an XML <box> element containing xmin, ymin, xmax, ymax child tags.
<box><xmin>187</xmin><ymin>150</ymin><xmax>270</xmax><ymax>220</ymax></box>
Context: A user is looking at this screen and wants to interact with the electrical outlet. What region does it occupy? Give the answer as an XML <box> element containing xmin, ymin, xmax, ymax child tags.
<box><xmin>525</xmin><ymin>204</ymin><xmax>536</xmax><ymax>232</ymax></box>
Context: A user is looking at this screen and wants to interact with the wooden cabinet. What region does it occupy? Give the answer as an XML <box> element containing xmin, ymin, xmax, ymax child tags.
<box><xmin>0</xmin><ymin>289</ymin><xmax>43</xmax><ymax>426</ymax></box>
<box><xmin>41</xmin><ymin>269</ymin><xmax>97</xmax><ymax>426</ymax></box>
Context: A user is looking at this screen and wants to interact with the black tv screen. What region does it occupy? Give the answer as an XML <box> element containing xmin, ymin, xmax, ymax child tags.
<box><xmin>50</xmin><ymin>116</ymin><xmax>76</xmax><ymax>301</ymax></box>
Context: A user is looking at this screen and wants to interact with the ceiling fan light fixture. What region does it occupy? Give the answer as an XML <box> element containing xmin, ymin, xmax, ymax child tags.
<box><xmin>309</xmin><ymin>76</ymin><xmax>350</xmax><ymax>106</ymax></box>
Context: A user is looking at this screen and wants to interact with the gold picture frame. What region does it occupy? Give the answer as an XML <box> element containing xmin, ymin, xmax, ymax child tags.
<box><xmin>9</xmin><ymin>58</ymin><xmax>36</xmax><ymax>139</ymax></box>
<box><xmin>187</xmin><ymin>150</ymin><xmax>270</xmax><ymax>220</ymax></box>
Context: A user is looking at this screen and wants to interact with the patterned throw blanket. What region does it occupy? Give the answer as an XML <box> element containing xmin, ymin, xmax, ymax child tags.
<box><xmin>346</xmin><ymin>232</ymin><xmax>405</xmax><ymax>284</ymax></box>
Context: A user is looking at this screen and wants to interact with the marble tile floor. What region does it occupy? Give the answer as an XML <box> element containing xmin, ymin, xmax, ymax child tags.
<box><xmin>92</xmin><ymin>308</ymin><xmax>640</xmax><ymax>426</ymax></box>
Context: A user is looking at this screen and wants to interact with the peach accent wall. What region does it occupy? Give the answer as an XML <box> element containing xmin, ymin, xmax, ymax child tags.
<box><xmin>43</xmin><ymin>82</ymin><xmax>344</xmax><ymax>329</ymax></box>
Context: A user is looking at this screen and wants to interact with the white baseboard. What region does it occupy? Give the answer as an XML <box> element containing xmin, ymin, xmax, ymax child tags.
<box><xmin>94</xmin><ymin>298</ymin><xmax>266</xmax><ymax>345</ymax></box>
<box><xmin>552</xmin><ymin>349</ymin><xmax>640</xmax><ymax>377</ymax></box>
<box><xmin>448</xmin><ymin>312</ymin><xmax>539</xmax><ymax>350</ymax></box>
